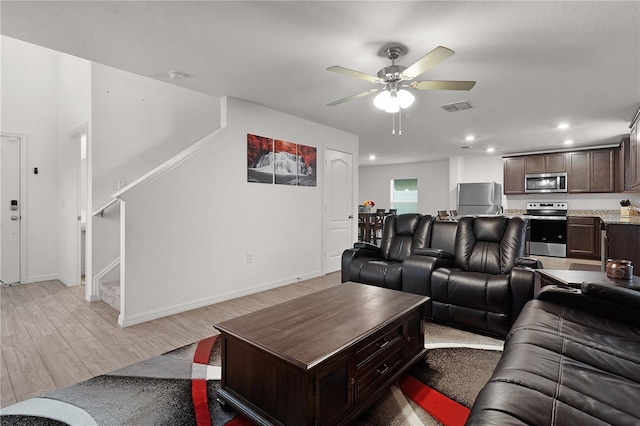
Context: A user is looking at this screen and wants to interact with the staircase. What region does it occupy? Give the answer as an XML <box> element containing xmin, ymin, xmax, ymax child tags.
<box><xmin>100</xmin><ymin>280</ymin><xmax>120</xmax><ymax>311</ymax></box>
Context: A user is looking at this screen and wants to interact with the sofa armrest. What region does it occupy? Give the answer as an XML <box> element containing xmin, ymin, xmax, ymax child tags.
<box><xmin>353</xmin><ymin>241</ymin><xmax>380</xmax><ymax>251</ymax></box>
<box><xmin>536</xmin><ymin>284</ymin><xmax>640</xmax><ymax>327</ymax></box>
<box><xmin>509</xmin><ymin>267</ymin><xmax>536</xmax><ymax>322</ymax></box>
<box><xmin>341</xmin><ymin>246</ymin><xmax>383</xmax><ymax>283</ymax></box>
<box><xmin>515</xmin><ymin>256</ymin><xmax>542</xmax><ymax>269</ymax></box>
<box><xmin>581</xmin><ymin>282</ymin><xmax>640</xmax><ymax>311</ymax></box>
<box><xmin>401</xmin><ymin>254</ymin><xmax>453</xmax><ymax>301</ymax></box>
<box><xmin>413</xmin><ymin>248</ymin><xmax>454</xmax><ymax>260</ymax></box>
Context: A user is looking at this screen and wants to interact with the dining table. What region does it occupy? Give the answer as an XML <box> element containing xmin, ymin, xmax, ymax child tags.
<box><xmin>358</xmin><ymin>211</ymin><xmax>386</xmax><ymax>243</ymax></box>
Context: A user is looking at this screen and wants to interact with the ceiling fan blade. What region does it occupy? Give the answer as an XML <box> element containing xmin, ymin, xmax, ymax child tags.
<box><xmin>326</xmin><ymin>66</ymin><xmax>380</xmax><ymax>83</ymax></box>
<box><xmin>327</xmin><ymin>89</ymin><xmax>380</xmax><ymax>106</ymax></box>
<box><xmin>401</xmin><ymin>46</ymin><xmax>455</xmax><ymax>79</ymax></box>
<box><xmin>410</xmin><ymin>80</ymin><xmax>476</xmax><ymax>91</ymax></box>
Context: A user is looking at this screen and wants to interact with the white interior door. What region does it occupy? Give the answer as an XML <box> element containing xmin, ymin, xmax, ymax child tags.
<box><xmin>323</xmin><ymin>148</ymin><xmax>353</xmax><ymax>273</ymax></box>
<box><xmin>1</xmin><ymin>135</ymin><xmax>21</xmax><ymax>284</ymax></box>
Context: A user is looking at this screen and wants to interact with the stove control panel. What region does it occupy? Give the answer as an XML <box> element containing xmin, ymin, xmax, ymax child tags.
<box><xmin>526</xmin><ymin>202</ymin><xmax>568</xmax><ymax>211</ymax></box>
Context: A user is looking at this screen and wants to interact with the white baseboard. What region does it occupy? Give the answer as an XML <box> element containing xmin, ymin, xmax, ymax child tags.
<box><xmin>118</xmin><ymin>271</ymin><xmax>323</xmax><ymax>327</ymax></box>
<box><xmin>23</xmin><ymin>274</ymin><xmax>62</xmax><ymax>284</ymax></box>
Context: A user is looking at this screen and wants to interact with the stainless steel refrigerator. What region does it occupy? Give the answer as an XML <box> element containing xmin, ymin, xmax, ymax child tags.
<box><xmin>457</xmin><ymin>182</ymin><xmax>503</xmax><ymax>215</ymax></box>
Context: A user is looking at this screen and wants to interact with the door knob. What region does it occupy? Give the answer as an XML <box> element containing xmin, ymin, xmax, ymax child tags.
<box><xmin>11</xmin><ymin>215</ymin><xmax>18</xmax><ymax>220</ymax></box>
<box><xmin>348</xmin><ymin>215</ymin><xmax>353</xmax><ymax>219</ymax></box>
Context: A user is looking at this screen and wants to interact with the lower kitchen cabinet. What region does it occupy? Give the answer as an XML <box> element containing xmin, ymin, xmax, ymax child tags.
<box><xmin>567</xmin><ymin>216</ymin><xmax>601</xmax><ymax>260</ymax></box>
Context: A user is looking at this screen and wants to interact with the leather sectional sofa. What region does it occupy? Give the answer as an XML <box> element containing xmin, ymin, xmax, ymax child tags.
<box><xmin>342</xmin><ymin>213</ymin><xmax>541</xmax><ymax>337</ymax></box>
<box><xmin>467</xmin><ymin>283</ymin><xmax>640</xmax><ymax>424</ymax></box>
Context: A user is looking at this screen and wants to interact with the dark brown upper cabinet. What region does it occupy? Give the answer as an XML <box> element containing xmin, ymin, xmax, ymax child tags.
<box><xmin>503</xmin><ymin>156</ymin><xmax>525</xmax><ymax>194</ymax></box>
<box><xmin>525</xmin><ymin>153</ymin><xmax>566</xmax><ymax>174</ymax></box>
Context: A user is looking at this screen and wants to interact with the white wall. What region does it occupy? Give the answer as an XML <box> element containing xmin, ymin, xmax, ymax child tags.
<box><xmin>118</xmin><ymin>98</ymin><xmax>358</xmax><ymax>325</ymax></box>
<box><xmin>359</xmin><ymin>160</ymin><xmax>450</xmax><ymax>217</ymax></box>
<box><xmin>90</xmin><ymin>63</ymin><xmax>221</xmax><ymax>286</ymax></box>
<box><xmin>1</xmin><ymin>36</ymin><xmax>60</xmax><ymax>282</ymax></box>
<box><xmin>57</xmin><ymin>54</ymin><xmax>91</xmax><ymax>286</ymax></box>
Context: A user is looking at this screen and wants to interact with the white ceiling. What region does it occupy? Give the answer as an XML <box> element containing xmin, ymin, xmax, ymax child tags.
<box><xmin>2</xmin><ymin>1</ymin><xmax>639</xmax><ymax>166</ymax></box>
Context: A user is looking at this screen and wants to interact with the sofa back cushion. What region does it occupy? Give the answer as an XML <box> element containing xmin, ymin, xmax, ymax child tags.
<box><xmin>380</xmin><ymin>214</ymin><xmax>432</xmax><ymax>262</ymax></box>
<box><xmin>430</xmin><ymin>220</ymin><xmax>458</xmax><ymax>254</ymax></box>
<box><xmin>454</xmin><ymin>216</ymin><xmax>527</xmax><ymax>274</ymax></box>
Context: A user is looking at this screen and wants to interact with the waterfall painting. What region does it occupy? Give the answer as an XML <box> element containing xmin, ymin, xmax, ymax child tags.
<box><xmin>297</xmin><ymin>144</ymin><xmax>316</xmax><ymax>186</ymax></box>
<box><xmin>247</xmin><ymin>134</ymin><xmax>274</xmax><ymax>183</ymax></box>
<box><xmin>247</xmin><ymin>134</ymin><xmax>316</xmax><ymax>186</ymax></box>
<box><xmin>274</xmin><ymin>139</ymin><xmax>300</xmax><ymax>185</ymax></box>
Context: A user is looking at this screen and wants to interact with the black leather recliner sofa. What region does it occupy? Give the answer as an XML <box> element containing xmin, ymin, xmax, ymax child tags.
<box><xmin>342</xmin><ymin>214</ymin><xmax>541</xmax><ymax>337</ymax></box>
<box><xmin>404</xmin><ymin>216</ymin><xmax>541</xmax><ymax>337</ymax></box>
<box><xmin>467</xmin><ymin>283</ymin><xmax>640</xmax><ymax>424</ymax></box>
<box><xmin>341</xmin><ymin>213</ymin><xmax>432</xmax><ymax>291</ymax></box>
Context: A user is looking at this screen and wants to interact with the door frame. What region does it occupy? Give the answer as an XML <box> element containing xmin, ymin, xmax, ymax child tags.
<box><xmin>0</xmin><ymin>131</ymin><xmax>29</xmax><ymax>283</ymax></box>
<box><xmin>322</xmin><ymin>146</ymin><xmax>357</xmax><ymax>275</ymax></box>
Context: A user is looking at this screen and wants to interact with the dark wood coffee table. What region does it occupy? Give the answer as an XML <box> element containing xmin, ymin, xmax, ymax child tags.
<box><xmin>537</xmin><ymin>269</ymin><xmax>640</xmax><ymax>291</ymax></box>
<box><xmin>214</xmin><ymin>282</ymin><xmax>429</xmax><ymax>426</ymax></box>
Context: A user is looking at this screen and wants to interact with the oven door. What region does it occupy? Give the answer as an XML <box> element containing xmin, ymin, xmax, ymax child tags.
<box><xmin>528</xmin><ymin>218</ymin><xmax>567</xmax><ymax>258</ymax></box>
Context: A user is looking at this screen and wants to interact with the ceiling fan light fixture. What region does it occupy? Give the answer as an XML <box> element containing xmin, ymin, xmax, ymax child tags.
<box><xmin>384</xmin><ymin>95</ymin><xmax>400</xmax><ymax>113</ymax></box>
<box><xmin>373</xmin><ymin>90</ymin><xmax>391</xmax><ymax>110</ymax></box>
<box><xmin>397</xmin><ymin>89</ymin><xmax>415</xmax><ymax>109</ymax></box>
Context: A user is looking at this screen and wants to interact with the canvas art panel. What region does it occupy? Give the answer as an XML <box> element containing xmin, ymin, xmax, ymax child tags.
<box><xmin>247</xmin><ymin>134</ymin><xmax>274</xmax><ymax>184</ymax></box>
<box><xmin>297</xmin><ymin>144</ymin><xmax>317</xmax><ymax>186</ymax></box>
<box><xmin>274</xmin><ymin>139</ymin><xmax>299</xmax><ymax>185</ymax></box>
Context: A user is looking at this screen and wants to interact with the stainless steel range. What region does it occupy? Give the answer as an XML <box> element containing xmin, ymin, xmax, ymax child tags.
<box><xmin>524</xmin><ymin>202</ymin><xmax>568</xmax><ymax>258</ymax></box>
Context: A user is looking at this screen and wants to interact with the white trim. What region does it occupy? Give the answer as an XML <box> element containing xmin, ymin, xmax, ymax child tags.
<box><xmin>1</xmin><ymin>131</ymin><xmax>29</xmax><ymax>284</ymax></box>
<box><xmin>118</xmin><ymin>271</ymin><xmax>322</xmax><ymax>327</ymax></box>
<box><xmin>23</xmin><ymin>273</ymin><xmax>61</xmax><ymax>284</ymax></box>
<box><xmin>424</xmin><ymin>342</ymin><xmax>504</xmax><ymax>351</ymax></box>
<box><xmin>114</xmin><ymin>97</ymin><xmax>229</xmax><ymax>201</ymax></box>
<box><xmin>118</xmin><ymin>200</ymin><xmax>126</xmax><ymax>326</ymax></box>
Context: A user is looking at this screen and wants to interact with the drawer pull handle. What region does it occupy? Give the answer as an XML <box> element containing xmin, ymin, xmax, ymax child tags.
<box><xmin>375</xmin><ymin>338</ymin><xmax>389</xmax><ymax>350</ymax></box>
<box><xmin>376</xmin><ymin>363</ymin><xmax>390</xmax><ymax>376</ymax></box>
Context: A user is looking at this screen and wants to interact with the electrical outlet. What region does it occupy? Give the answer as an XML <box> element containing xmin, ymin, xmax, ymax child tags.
<box><xmin>246</xmin><ymin>252</ymin><xmax>253</xmax><ymax>263</ymax></box>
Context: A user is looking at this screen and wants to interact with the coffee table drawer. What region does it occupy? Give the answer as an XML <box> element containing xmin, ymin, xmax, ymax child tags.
<box><xmin>355</xmin><ymin>344</ymin><xmax>404</xmax><ymax>403</ymax></box>
<box><xmin>355</xmin><ymin>320</ymin><xmax>403</xmax><ymax>371</ymax></box>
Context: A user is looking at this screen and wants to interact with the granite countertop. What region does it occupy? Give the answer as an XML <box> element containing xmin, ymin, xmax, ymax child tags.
<box><xmin>502</xmin><ymin>209</ymin><xmax>640</xmax><ymax>225</ymax></box>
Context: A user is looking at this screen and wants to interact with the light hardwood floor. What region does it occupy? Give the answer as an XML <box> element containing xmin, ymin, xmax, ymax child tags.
<box><xmin>0</xmin><ymin>256</ymin><xmax>599</xmax><ymax>409</ymax></box>
<box><xmin>0</xmin><ymin>273</ymin><xmax>341</xmax><ymax>408</ymax></box>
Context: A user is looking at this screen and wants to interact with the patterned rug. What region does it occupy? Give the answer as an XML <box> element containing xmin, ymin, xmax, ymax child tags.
<box><xmin>0</xmin><ymin>323</ymin><xmax>502</xmax><ymax>426</ymax></box>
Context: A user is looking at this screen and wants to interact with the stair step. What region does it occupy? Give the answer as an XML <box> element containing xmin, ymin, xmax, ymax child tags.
<box><xmin>100</xmin><ymin>280</ymin><xmax>120</xmax><ymax>311</ymax></box>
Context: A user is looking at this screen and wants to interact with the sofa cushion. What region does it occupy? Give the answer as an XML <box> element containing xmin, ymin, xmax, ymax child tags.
<box><xmin>430</xmin><ymin>267</ymin><xmax>511</xmax><ymax>336</ymax></box>
<box><xmin>380</xmin><ymin>214</ymin><xmax>432</xmax><ymax>262</ymax></box>
<box><xmin>467</xmin><ymin>299</ymin><xmax>640</xmax><ymax>425</ymax></box>
<box><xmin>347</xmin><ymin>259</ymin><xmax>402</xmax><ymax>290</ymax></box>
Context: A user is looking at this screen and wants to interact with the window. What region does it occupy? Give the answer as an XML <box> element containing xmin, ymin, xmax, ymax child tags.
<box><xmin>390</xmin><ymin>178</ymin><xmax>418</xmax><ymax>214</ymax></box>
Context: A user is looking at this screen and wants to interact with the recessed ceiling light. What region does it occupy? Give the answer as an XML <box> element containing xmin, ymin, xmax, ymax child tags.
<box><xmin>465</xmin><ymin>135</ymin><xmax>475</xmax><ymax>141</ymax></box>
<box><xmin>169</xmin><ymin>71</ymin><xmax>186</xmax><ymax>79</ymax></box>
<box><xmin>557</xmin><ymin>123</ymin><xmax>570</xmax><ymax>129</ymax></box>
<box><xmin>486</xmin><ymin>147</ymin><xmax>495</xmax><ymax>153</ymax></box>
<box><xmin>563</xmin><ymin>140</ymin><xmax>574</xmax><ymax>144</ymax></box>
<box><xmin>369</xmin><ymin>154</ymin><xmax>376</xmax><ymax>160</ymax></box>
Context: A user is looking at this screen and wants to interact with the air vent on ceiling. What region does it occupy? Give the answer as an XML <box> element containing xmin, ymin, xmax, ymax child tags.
<box><xmin>460</xmin><ymin>146</ymin><xmax>472</xmax><ymax>149</ymax></box>
<box><xmin>440</xmin><ymin>101</ymin><xmax>472</xmax><ymax>112</ymax></box>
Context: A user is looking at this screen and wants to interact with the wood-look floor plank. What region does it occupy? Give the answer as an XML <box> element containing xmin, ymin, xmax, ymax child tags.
<box><xmin>2</xmin><ymin>334</ymin><xmax>56</xmax><ymax>397</ymax></box>
<box><xmin>23</xmin><ymin>282</ymin><xmax>52</xmax><ymax>300</ymax></box>
<box><xmin>1</xmin><ymin>303</ymin><xmax>27</xmax><ymax>338</ymax></box>
<box><xmin>4</xmin><ymin>285</ymin><xmax>36</xmax><ymax>306</ymax></box>
<box><xmin>32</xmin><ymin>333</ymin><xmax>92</xmax><ymax>389</ymax></box>
<box><xmin>118</xmin><ymin>323</ymin><xmax>174</xmax><ymax>353</ymax></box>
<box><xmin>40</xmin><ymin>280</ymin><xmax>68</xmax><ymax>294</ymax></box>
<box><xmin>0</xmin><ymin>351</ymin><xmax>16</xmax><ymax>407</ymax></box>
<box><xmin>107</xmin><ymin>341</ymin><xmax>151</xmax><ymax>367</ymax></box>
<box><xmin>14</xmin><ymin>384</ymin><xmax>57</xmax><ymax>404</ymax></box>
<box><xmin>14</xmin><ymin>300</ymin><xmax>59</xmax><ymax>339</ymax></box>
<box><xmin>67</xmin><ymin>336</ymin><xmax>125</xmax><ymax>377</ymax></box>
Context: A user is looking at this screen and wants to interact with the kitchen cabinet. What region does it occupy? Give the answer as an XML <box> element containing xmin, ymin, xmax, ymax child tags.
<box><xmin>504</xmin><ymin>147</ymin><xmax>617</xmax><ymax>195</ymax></box>
<box><xmin>525</xmin><ymin>153</ymin><xmax>566</xmax><ymax>174</ymax></box>
<box><xmin>567</xmin><ymin>216</ymin><xmax>601</xmax><ymax>260</ymax></box>
<box><xmin>567</xmin><ymin>148</ymin><xmax>616</xmax><ymax>193</ymax></box>
<box><xmin>503</xmin><ymin>156</ymin><xmax>525</xmax><ymax>194</ymax></box>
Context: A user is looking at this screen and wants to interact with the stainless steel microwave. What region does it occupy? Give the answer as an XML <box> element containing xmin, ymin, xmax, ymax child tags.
<box><xmin>525</xmin><ymin>173</ymin><xmax>567</xmax><ymax>193</ymax></box>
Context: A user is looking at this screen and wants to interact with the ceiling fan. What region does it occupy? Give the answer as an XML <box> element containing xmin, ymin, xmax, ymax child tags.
<box><xmin>326</xmin><ymin>44</ymin><xmax>476</xmax><ymax>112</ymax></box>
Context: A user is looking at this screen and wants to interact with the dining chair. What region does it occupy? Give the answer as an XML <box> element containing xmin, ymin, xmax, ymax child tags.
<box><xmin>388</xmin><ymin>209</ymin><xmax>397</xmax><ymax>215</ymax></box>
<box><xmin>437</xmin><ymin>210</ymin><xmax>450</xmax><ymax>221</ymax></box>
<box><xmin>371</xmin><ymin>209</ymin><xmax>386</xmax><ymax>244</ymax></box>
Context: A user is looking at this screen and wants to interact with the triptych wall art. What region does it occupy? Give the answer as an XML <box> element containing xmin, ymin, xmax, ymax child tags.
<box><xmin>247</xmin><ymin>133</ymin><xmax>317</xmax><ymax>186</ymax></box>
